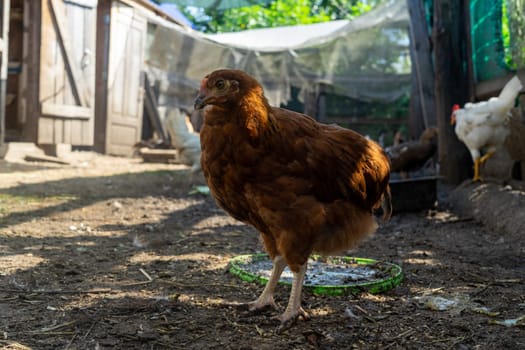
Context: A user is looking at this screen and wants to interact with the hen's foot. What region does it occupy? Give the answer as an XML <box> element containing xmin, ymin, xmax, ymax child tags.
<box><xmin>472</xmin><ymin>175</ymin><xmax>483</xmax><ymax>182</ymax></box>
<box><xmin>227</xmin><ymin>298</ymin><xmax>279</xmax><ymax>314</ymax></box>
<box><xmin>275</xmin><ymin>307</ymin><xmax>310</xmax><ymax>334</ymax></box>
<box><xmin>246</xmin><ymin>299</ymin><xmax>279</xmax><ymax>313</ymax></box>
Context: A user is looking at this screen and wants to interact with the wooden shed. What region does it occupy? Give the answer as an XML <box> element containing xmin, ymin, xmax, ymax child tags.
<box><xmin>0</xmin><ymin>0</ymin><xmax>183</xmax><ymax>158</ymax></box>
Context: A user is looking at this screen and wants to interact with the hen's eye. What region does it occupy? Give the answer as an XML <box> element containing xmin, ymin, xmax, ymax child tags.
<box><xmin>215</xmin><ymin>79</ymin><xmax>226</xmax><ymax>90</ymax></box>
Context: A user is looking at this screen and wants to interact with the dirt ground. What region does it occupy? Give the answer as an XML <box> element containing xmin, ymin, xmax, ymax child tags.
<box><xmin>0</xmin><ymin>152</ymin><xmax>524</xmax><ymax>350</ymax></box>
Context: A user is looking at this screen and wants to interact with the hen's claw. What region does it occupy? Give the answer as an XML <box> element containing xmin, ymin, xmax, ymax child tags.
<box><xmin>275</xmin><ymin>307</ymin><xmax>310</xmax><ymax>334</ymax></box>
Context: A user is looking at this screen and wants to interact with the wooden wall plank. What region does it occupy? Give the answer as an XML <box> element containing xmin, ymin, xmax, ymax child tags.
<box><xmin>82</xmin><ymin>5</ymin><xmax>95</xmax><ymax>105</ymax></box>
<box><xmin>38</xmin><ymin>117</ymin><xmax>54</xmax><ymax>143</ymax></box>
<box><xmin>127</xmin><ymin>23</ymin><xmax>141</xmax><ymax>118</ymax></box>
<box><xmin>111</xmin><ymin>43</ymin><xmax>124</xmax><ymax>114</ymax></box>
<box><xmin>49</xmin><ymin>0</ymin><xmax>89</xmax><ymax>107</ymax></box>
<box><xmin>69</xmin><ymin>119</ymin><xmax>80</xmax><ymax>143</ymax></box>
<box><xmin>39</xmin><ymin>0</ymin><xmax>58</xmax><ymax>106</ymax></box>
<box><xmin>54</xmin><ymin>118</ymin><xmax>63</xmax><ymax>143</ymax></box>
<box><xmin>64</xmin><ymin>119</ymin><xmax>72</xmax><ymax>143</ymax></box>
<box><xmin>41</xmin><ymin>102</ymin><xmax>91</xmax><ymax>118</ymax></box>
<box><xmin>55</xmin><ymin>23</ymin><xmax>66</xmax><ymax>105</ymax></box>
<box><xmin>67</xmin><ymin>0</ymin><xmax>97</xmax><ymax>7</ymax></box>
<box><xmin>85</xmin><ymin>115</ymin><xmax>94</xmax><ymax>144</ymax></box>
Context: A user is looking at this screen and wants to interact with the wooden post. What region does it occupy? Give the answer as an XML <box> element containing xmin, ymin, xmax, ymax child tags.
<box><xmin>0</xmin><ymin>0</ymin><xmax>10</xmax><ymax>151</ymax></box>
<box><xmin>22</xmin><ymin>0</ymin><xmax>42</xmax><ymax>143</ymax></box>
<box><xmin>408</xmin><ymin>62</ymin><xmax>423</xmax><ymax>140</ymax></box>
<box><xmin>303</xmin><ymin>88</ymin><xmax>317</xmax><ymax>120</ymax></box>
<box><xmin>432</xmin><ymin>0</ymin><xmax>472</xmax><ymax>184</ymax></box>
<box><xmin>407</xmin><ymin>0</ymin><xmax>437</xmax><ymax>138</ymax></box>
<box><xmin>94</xmin><ymin>0</ymin><xmax>111</xmax><ymax>153</ymax></box>
<box><xmin>316</xmin><ymin>84</ymin><xmax>327</xmax><ymax>123</ymax></box>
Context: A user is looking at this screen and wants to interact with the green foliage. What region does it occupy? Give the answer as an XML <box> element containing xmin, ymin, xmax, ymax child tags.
<box><xmin>502</xmin><ymin>0</ymin><xmax>525</xmax><ymax>70</ymax></box>
<box><xmin>182</xmin><ymin>0</ymin><xmax>383</xmax><ymax>33</ymax></box>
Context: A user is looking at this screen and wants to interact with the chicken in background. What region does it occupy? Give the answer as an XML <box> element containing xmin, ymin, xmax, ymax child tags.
<box><xmin>392</xmin><ymin>129</ymin><xmax>405</xmax><ymax>147</ymax></box>
<box><xmin>194</xmin><ymin>69</ymin><xmax>392</xmax><ymax>333</ymax></box>
<box><xmin>163</xmin><ymin>108</ymin><xmax>202</xmax><ymax>173</ymax></box>
<box><xmin>451</xmin><ymin>75</ymin><xmax>523</xmax><ymax>181</ymax></box>
<box><xmin>386</xmin><ymin>127</ymin><xmax>438</xmax><ymax>179</ymax></box>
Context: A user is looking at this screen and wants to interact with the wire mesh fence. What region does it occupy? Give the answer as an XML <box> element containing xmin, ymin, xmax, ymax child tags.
<box><xmin>470</xmin><ymin>0</ymin><xmax>524</xmax><ymax>81</ymax></box>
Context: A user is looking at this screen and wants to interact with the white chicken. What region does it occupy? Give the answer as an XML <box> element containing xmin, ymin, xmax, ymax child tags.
<box><xmin>451</xmin><ymin>75</ymin><xmax>523</xmax><ymax>181</ymax></box>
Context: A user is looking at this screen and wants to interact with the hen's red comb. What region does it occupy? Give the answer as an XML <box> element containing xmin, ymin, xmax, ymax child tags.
<box><xmin>452</xmin><ymin>104</ymin><xmax>460</xmax><ymax>111</ymax></box>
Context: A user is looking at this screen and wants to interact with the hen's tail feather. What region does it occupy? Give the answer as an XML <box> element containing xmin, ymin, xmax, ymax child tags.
<box><xmin>498</xmin><ymin>76</ymin><xmax>523</xmax><ymax>107</ymax></box>
<box><xmin>381</xmin><ymin>185</ymin><xmax>392</xmax><ymax>222</ymax></box>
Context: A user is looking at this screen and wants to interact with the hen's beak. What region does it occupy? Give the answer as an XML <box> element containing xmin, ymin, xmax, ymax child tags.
<box><xmin>194</xmin><ymin>94</ymin><xmax>207</xmax><ymax>110</ymax></box>
<box><xmin>450</xmin><ymin>113</ymin><xmax>456</xmax><ymax>125</ymax></box>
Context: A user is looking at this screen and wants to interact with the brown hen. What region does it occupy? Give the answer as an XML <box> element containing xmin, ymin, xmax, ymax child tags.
<box><xmin>194</xmin><ymin>69</ymin><xmax>392</xmax><ymax>333</ymax></box>
<box><xmin>387</xmin><ymin>127</ymin><xmax>438</xmax><ymax>179</ymax></box>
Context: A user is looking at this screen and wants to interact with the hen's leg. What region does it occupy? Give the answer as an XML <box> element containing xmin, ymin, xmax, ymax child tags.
<box><xmin>276</xmin><ymin>262</ymin><xmax>310</xmax><ymax>333</ymax></box>
<box><xmin>473</xmin><ymin>157</ymin><xmax>482</xmax><ymax>182</ymax></box>
<box><xmin>479</xmin><ymin>150</ymin><xmax>495</xmax><ymax>164</ymax></box>
<box><xmin>247</xmin><ymin>255</ymin><xmax>286</xmax><ymax>311</ymax></box>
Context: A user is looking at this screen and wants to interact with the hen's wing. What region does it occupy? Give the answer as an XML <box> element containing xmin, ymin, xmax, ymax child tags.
<box><xmin>267</xmin><ymin>107</ymin><xmax>390</xmax><ymax>211</ymax></box>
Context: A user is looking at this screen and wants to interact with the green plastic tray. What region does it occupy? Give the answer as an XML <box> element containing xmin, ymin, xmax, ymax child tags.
<box><xmin>229</xmin><ymin>253</ymin><xmax>403</xmax><ymax>296</ymax></box>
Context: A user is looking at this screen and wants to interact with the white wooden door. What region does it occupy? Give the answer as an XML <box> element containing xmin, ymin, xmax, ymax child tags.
<box><xmin>38</xmin><ymin>0</ymin><xmax>97</xmax><ymax>146</ymax></box>
<box><xmin>104</xmin><ymin>1</ymin><xmax>146</xmax><ymax>156</ymax></box>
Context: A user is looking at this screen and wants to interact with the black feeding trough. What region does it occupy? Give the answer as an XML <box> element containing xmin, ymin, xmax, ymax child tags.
<box><xmin>389</xmin><ymin>176</ymin><xmax>438</xmax><ymax>212</ymax></box>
